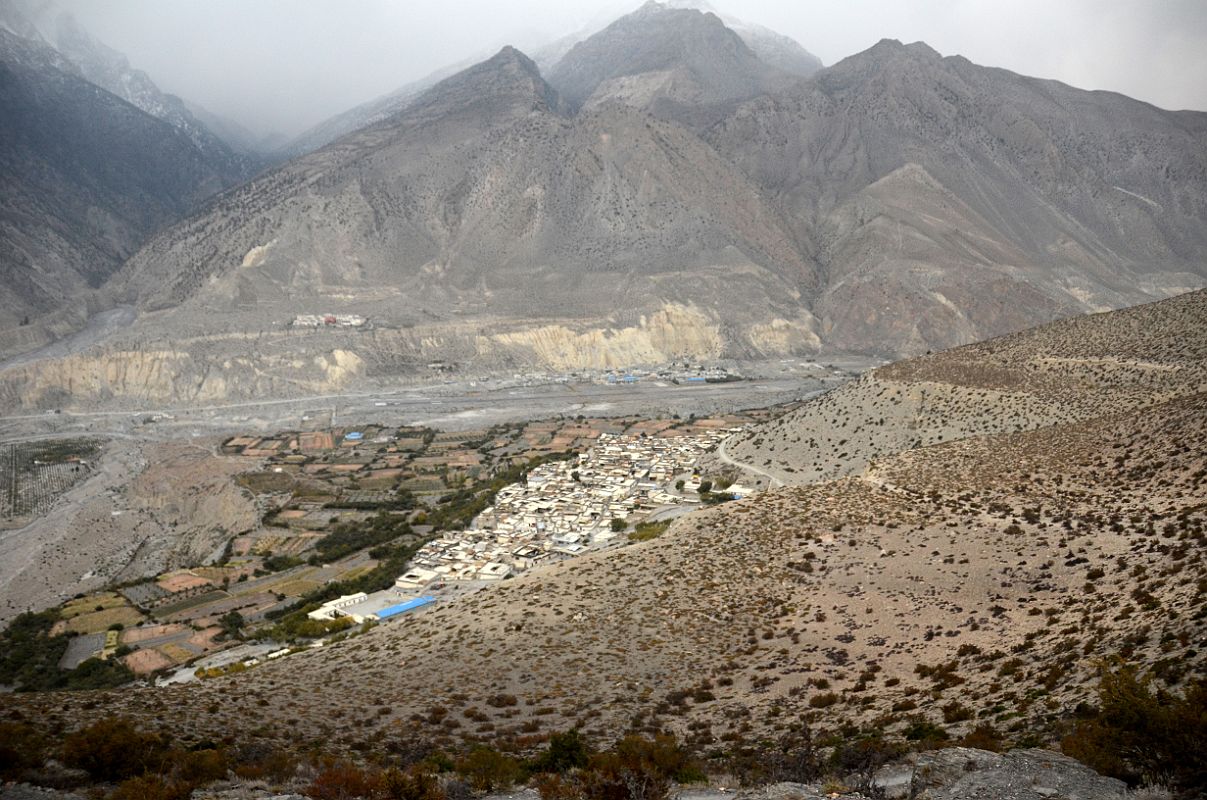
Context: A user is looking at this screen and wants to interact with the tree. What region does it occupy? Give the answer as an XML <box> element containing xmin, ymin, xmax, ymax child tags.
<box><xmin>610</xmin><ymin>518</ymin><xmax>627</xmax><ymax>533</ymax></box>
<box><xmin>697</xmin><ymin>481</ymin><xmax>712</xmax><ymax>495</ymax></box>
<box><xmin>218</xmin><ymin>611</ymin><xmax>245</xmax><ymax>640</ymax></box>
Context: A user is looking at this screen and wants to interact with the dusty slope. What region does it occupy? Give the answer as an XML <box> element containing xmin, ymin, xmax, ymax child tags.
<box><xmin>722</xmin><ymin>289</ymin><xmax>1207</xmax><ymax>485</ymax></box>
<box><xmin>12</xmin><ymin>293</ymin><xmax>1205</xmax><ymax>759</ymax></box>
<box><xmin>0</xmin><ymin>439</ymin><xmax>259</xmax><ymax>624</ymax></box>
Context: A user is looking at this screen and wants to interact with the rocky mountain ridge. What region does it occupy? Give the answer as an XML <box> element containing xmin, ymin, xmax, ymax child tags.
<box><xmin>48</xmin><ymin>13</ymin><xmax>258</xmax><ymax>179</ymax></box>
<box><xmin>281</xmin><ymin>1</ymin><xmax>823</xmax><ymax>157</ymax></box>
<box><xmin>2</xmin><ymin>2</ymin><xmax>1205</xmax><ymax>408</ymax></box>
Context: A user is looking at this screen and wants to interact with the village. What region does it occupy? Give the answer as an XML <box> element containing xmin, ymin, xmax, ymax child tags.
<box><xmin>400</xmin><ymin>427</ymin><xmax>748</xmax><ymax>585</ymax></box>
<box><xmin>26</xmin><ymin>409</ymin><xmax>776</xmax><ymax>685</ymax></box>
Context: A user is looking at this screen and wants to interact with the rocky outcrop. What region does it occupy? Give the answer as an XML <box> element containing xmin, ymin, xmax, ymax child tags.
<box><xmin>902</xmin><ymin>747</ymin><xmax>1128</xmax><ymax>799</ymax></box>
<box><xmin>0</xmin><ymin>344</ymin><xmax>366</xmax><ymax>410</ymax></box>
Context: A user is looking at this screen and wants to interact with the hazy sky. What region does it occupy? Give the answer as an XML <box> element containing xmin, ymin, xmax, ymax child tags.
<box><xmin>50</xmin><ymin>0</ymin><xmax>1207</xmax><ymax>139</ymax></box>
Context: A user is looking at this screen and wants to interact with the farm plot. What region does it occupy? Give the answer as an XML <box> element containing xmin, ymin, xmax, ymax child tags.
<box><xmin>56</xmin><ymin>604</ymin><xmax>146</xmax><ymax>635</ymax></box>
<box><xmin>0</xmin><ymin>438</ymin><xmax>102</xmax><ymax>519</ymax></box>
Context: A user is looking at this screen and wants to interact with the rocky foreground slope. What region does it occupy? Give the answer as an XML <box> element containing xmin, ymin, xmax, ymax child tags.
<box><xmin>12</xmin><ymin>294</ymin><xmax>1204</xmax><ymax>777</ymax></box>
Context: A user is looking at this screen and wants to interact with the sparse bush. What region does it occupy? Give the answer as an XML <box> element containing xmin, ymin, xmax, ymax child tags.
<box><xmin>109</xmin><ymin>774</ymin><xmax>190</xmax><ymax>800</ymax></box>
<box><xmin>903</xmin><ymin>720</ymin><xmax>949</xmax><ymax>745</ymax></box>
<box><xmin>808</xmin><ymin>692</ymin><xmax>839</xmax><ymax>709</ymax></box>
<box><xmin>378</xmin><ymin>766</ymin><xmax>445</xmax><ymax>800</ymax></box>
<box><xmin>0</xmin><ymin>721</ymin><xmax>47</xmax><ymax>779</ymax></box>
<box><xmin>307</xmin><ymin>759</ymin><xmax>380</xmax><ymax>800</ymax></box>
<box><xmin>959</xmin><ymin>724</ymin><xmax>1003</xmax><ymax>752</ymax></box>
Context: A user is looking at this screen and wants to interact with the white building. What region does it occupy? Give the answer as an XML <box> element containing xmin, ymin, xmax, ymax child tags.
<box><xmin>307</xmin><ymin>592</ymin><xmax>369</xmax><ymax>623</ymax></box>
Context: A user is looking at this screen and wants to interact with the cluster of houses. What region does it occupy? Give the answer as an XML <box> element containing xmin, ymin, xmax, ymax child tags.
<box><xmin>399</xmin><ymin>428</ymin><xmax>740</xmax><ymax>583</ymax></box>
<box><xmin>290</xmin><ymin>313</ymin><xmax>367</xmax><ymax>328</ymax></box>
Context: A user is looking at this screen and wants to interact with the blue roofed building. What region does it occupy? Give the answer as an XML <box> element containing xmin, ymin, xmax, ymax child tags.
<box><xmin>374</xmin><ymin>595</ymin><xmax>437</xmax><ymax>620</ymax></box>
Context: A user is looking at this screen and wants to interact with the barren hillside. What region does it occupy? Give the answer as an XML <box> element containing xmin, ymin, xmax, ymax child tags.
<box><xmin>722</xmin><ymin>289</ymin><xmax>1207</xmax><ymax>485</ymax></box>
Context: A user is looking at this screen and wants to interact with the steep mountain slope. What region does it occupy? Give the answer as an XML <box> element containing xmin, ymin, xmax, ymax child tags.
<box><xmin>662</xmin><ymin>0</ymin><xmax>822</xmax><ymax>77</ymax></box>
<box><xmin>709</xmin><ymin>40</ymin><xmax>1207</xmax><ymax>355</ymax></box>
<box><xmin>280</xmin><ymin>61</ymin><xmax>468</xmax><ymax>158</ymax></box>
<box><xmin>7</xmin><ymin>19</ymin><xmax>1207</xmax><ymax>408</ymax></box>
<box><xmin>0</xmin><ymin>47</ymin><xmax>817</xmax><ymax>409</ymax></box>
<box><xmin>286</xmin><ymin>2</ymin><xmax>821</xmax><ymax>158</ymax></box>
<box><xmin>14</xmin><ymin>293</ymin><xmax>1205</xmax><ymax>760</ymax></box>
<box><xmin>0</xmin><ymin>27</ymin><xmax>235</xmax><ymax>348</ymax></box>
<box><xmin>727</xmin><ymin>20</ymin><xmax>821</xmax><ymax>78</ymax></box>
<box><xmin>548</xmin><ymin>2</ymin><xmax>796</xmax><ymax>127</ymax></box>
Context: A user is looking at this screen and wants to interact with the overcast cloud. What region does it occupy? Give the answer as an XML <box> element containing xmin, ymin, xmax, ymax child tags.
<box><xmin>48</xmin><ymin>0</ymin><xmax>1207</xmax><ymax>139</ymax></box>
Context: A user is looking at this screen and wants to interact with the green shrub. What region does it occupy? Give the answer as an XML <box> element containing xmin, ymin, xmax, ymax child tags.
<box><xmin>61</xmin><ymin>718</ymin><xmax>167</xmax><ymax>781</ymax></box>
<box><xmin>629</xmin><ymin>521</ymin><xmax>670</xmax><ymax>542</ymax></box>
<box><xmin>808</xmin><ymin>692</ymin><xmax>839</xmax><ymax>709</ymax></box>
<box><xmin>903</xmin><ymin>720</ymin><xmax>949</xmax><ymax>744</ymax></box>
<box><xmin>455</xmin><ymin>746</ymin><xmax>523</xmax><ymax>792</ymax></box>
<box><xmin>1062</xmin><ymin>660</ymin><xmax>1206</xmax><ymax>792</ymax></box>
<box><xmin>531</xmin><ymin>729</ymin><xmax>591</xmax><ymax>774</ymax></box>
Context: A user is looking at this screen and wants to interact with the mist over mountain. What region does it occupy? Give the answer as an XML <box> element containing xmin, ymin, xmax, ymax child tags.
<box><xmin>282</xmin><ymin>2</ymin><xmax>823</xmax><ymax>158</ymax></box>
<box><xmin>48</xmin><ymin>13</ymin><xmax>259</xmax><ymax>177</ymax></box>
<box><xmin>0</xmin><ymin>1</ymin><xmax>271</xmax><ymax>352</ymax></box>
<box><xmin>0</xmin><ymin>26</ymin><xmax>240</xmax><ymax>349</ymax></box>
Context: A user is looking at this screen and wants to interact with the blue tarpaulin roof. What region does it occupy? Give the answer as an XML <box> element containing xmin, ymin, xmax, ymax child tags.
<box><xmin>375</xmin><ymin>595</ymin><xmax>436</xmax><ymax>620</ymax></box>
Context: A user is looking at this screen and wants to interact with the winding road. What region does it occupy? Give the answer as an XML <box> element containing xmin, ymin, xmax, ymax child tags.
<box><xmin>715</xmin><ymin>435</ymin><xmax>785</xmax><ymax>489</ymax></box>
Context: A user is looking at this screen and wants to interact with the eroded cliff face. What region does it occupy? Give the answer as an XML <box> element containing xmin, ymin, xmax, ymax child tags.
<box><xmin>0</xmin><ymin>346</ymin><xmax>366</xmax><ymax>409</ymax></box>
<box><xmin>477</xmin><ymin>304</ymin><xmax>726</xmax><ymax>370</ymax></box>
<box><xmin>0</xmin><ymin>302</ymin><xmax>822</xmax><ymax>410</ymax></box>
<box><xmin>0</xmin><ymin>441</ymin><xmax>259</xmax><ymax>624</ymax></box>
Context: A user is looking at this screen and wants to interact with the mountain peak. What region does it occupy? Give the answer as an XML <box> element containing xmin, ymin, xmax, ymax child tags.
<box><xmin>548</xmin><ymin>0</ymin><xmax>790</xmax><ymax>117</ymax></box>
<box><xmin>866</xmin><ymin>38</ymin><xmax>942</xmax><ymax>60</ymax></box>
<box><xmin>402</xmin><ymin>44</ymin><xmax>559</xmax><ymax>124</ymax></box>
<box><xmin>491</xmin><ymin>44</ymin><xmax>535</xmax><ymax>68</ymax></box>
